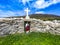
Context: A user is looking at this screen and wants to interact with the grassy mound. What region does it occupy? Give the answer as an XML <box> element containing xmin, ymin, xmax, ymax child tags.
<box><xmin>0</xmin><ymin>32</ymin><xmax>60</xmax><ymax>45</ymax></box>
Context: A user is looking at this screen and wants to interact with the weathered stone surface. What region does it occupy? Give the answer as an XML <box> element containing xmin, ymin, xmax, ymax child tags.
<box><xmin>0</xmin><ymin>18</ymin><xmax>60</xmax><ymax>36</ymax></box>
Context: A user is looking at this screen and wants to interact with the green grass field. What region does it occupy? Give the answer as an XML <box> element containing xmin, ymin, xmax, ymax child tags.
<box><xmin>0</xmin><ymin>32</ymin><xmax>60</xmax><ymax>45</ymax></box>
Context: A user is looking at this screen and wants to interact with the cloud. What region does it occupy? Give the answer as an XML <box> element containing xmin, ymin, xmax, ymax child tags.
<box><xmin>35</xmin><ymin>11</ymin><xmax>45</xmax><ymax>14</ymax></box>
<box><xmin>0</xmin><ymin>10</ymin><xmax>25</xmax><ymax>17</ymax></box>
<box><xmin>19</xmin><ymin>0</ymin><xmax>33</xmax><ymax>5</ymax></box>
<box><xmin>33</xmin><ymin>0</ymin><xmax>60</xmax><ymax>9</ymax></box>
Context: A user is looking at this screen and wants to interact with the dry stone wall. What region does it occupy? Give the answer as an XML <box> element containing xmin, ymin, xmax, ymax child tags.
<box><xmin>0</xmin><ymin>18</ymin><xmax>60</xmax><ymax>36</ymax></box>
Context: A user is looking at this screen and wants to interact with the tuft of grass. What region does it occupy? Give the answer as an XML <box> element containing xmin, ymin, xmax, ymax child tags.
<box><xmin>0</xmin><ymin>32</ymin><xmax>60</xmax><ymax>45</ymax></box>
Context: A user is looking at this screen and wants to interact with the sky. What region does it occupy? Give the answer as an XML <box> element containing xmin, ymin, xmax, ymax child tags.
<box><xmin>0</xmin><ymin>0</ymin><xmax>60</xmax><ymax>17</ymax></box>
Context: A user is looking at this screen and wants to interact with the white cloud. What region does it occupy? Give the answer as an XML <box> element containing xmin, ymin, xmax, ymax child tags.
<box><xmin>19</xmin><ymin>0</ymin><xmax>32</xmax><ymax>5</ymax></box>
<box><xmin>35</xmin><ymin>11</ymin><xmax>45</xmax><ymax>14</ymax></box>
<box><xmin>33</xmin><ymin>0</ymin><xmax>60</xmax><ymax>9</ymax></box>
<box><xmin>52</xmin><ymin>0</ymin><xmax>60</xmax><ymax>3</ymax></box>
<box><xmin>0</xmin><ymin>10</ymin><xmax>25</xmax><ymax>17</ymax></box>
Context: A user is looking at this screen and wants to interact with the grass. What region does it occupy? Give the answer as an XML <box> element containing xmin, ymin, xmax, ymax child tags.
<box><xmin>0</xmin><ymin>32</ymin><xmax>60</xmax><ymax>45</ymax></box>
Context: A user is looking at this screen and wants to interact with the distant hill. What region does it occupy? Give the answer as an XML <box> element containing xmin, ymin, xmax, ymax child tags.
<box><xmin>7</xmin><ymin>14</ymin><xmax>60</xmax><ymax>21</ymax></box>
<box><xmin>30</xmin><ymin>14</ymin><xmax>60</xmax><ymax>20</ymax></box>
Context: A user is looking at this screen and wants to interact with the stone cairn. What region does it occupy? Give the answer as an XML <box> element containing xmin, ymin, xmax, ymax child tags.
<box><xmin>0</xmin><ymin>18</ymin><xmax>60</xmax><ymax>36</ymax></box>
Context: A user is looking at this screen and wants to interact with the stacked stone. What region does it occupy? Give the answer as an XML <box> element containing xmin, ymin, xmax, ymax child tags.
<box><xmin>0</xmin><ymin>18</ymin><xmax>60</xmax><ymax>36</ymax></box>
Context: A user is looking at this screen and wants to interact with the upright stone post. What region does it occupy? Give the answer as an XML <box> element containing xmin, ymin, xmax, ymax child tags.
<box><xmin>24</xmin><ymin>8</ymin><xmax>31</xmax><ymax>33</ymax></box>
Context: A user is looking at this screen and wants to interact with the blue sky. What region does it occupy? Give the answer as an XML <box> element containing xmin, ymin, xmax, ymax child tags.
<box><xmin>0</xmin><ymin>0</ymin><xmax>60</xmax><ymax>17</ymax></box>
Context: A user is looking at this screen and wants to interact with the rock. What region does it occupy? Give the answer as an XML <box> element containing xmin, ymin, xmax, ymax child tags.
<box><xmin>0</xmin><ymin>18</ymin><xmax>60</xmax><ymax>36</ymax></box>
